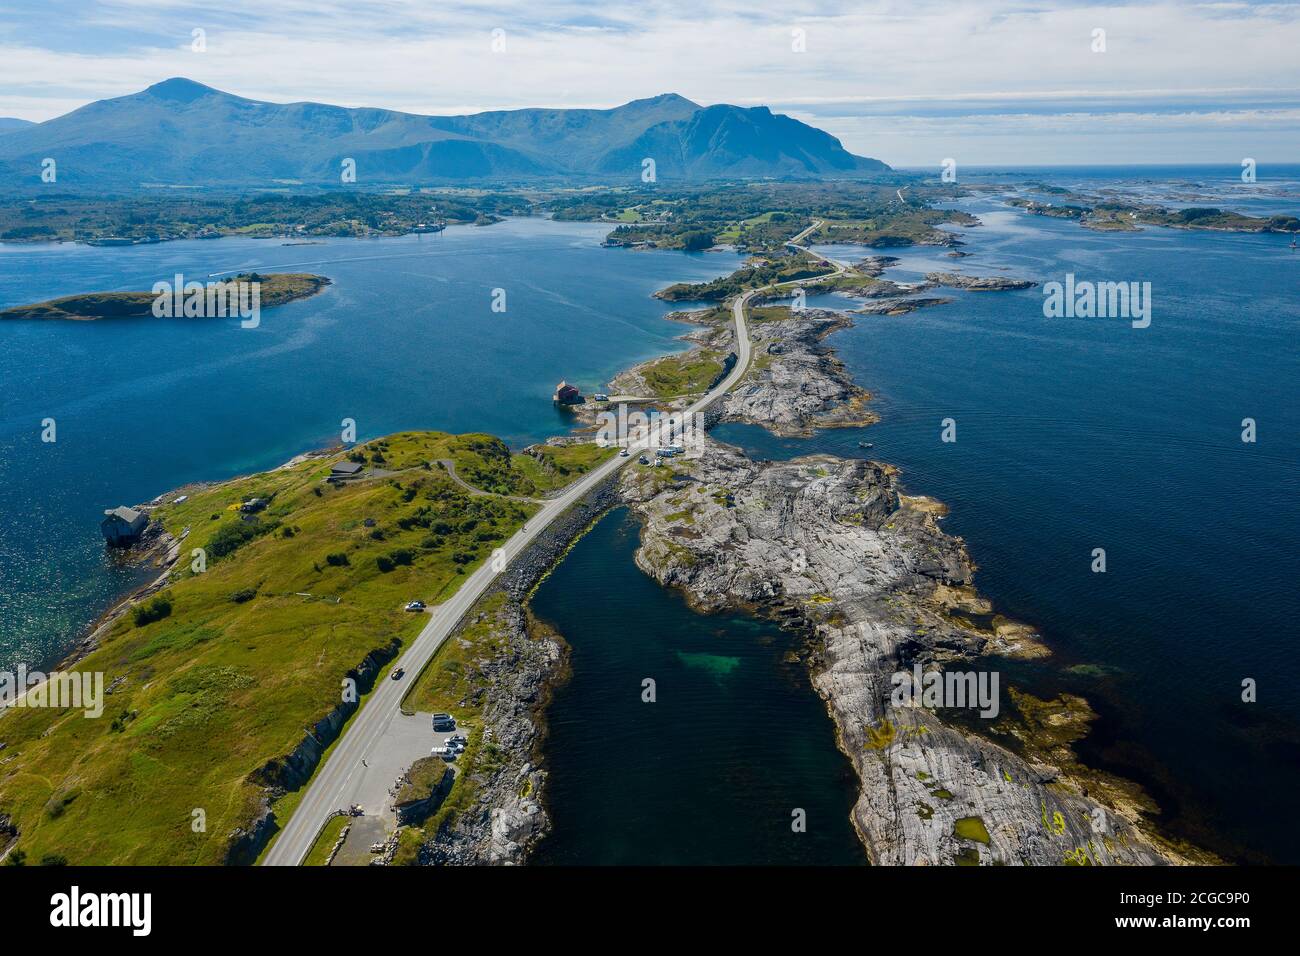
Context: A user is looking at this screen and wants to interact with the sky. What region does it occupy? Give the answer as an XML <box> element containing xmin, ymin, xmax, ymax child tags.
<box><xmin>1</xmin><ymin>0</ymin><xmax>1298</xmax><ymax>166</ymax></box>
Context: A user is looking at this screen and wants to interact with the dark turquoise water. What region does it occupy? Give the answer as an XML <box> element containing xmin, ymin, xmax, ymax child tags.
<box><xmin>714</xmin><ymin>192</ymin><xmax>1300</xmax><ymax>862</ymax></box>
<box><xmin>0</xmin><ymin>219</ymin><xmax>743</xmax><ymax>672</ymax></box>
<box><xmin>529</xmin><ymin>507</ymin><xmax>866</xmax><ymax>866</ymax></box>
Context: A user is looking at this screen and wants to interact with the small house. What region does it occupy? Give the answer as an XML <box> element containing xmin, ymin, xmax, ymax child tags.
<box><xmin>329</xmin><ymin>460</ymin><xmax>364</xmax><ymax>481</ymax></box>
<box><xmin>101</xmin><ymin>506</ymin><xmax>148</xmax><ymax>546</ymax></box>
<box><xmin>552</xmin><ymin>380</ymin><xmax>582</xmax><ymax>405</ymax></box>
<box><xmin>240</xmin><ymin>497</ymin><xmax>268</xmax><ymax>514</ymax></box>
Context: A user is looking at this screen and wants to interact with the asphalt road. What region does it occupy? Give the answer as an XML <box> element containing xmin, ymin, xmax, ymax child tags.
<box><xmin>261</xmin><ymin>220</ymin><xmax>842</xmax><ymax>866</ymax></box>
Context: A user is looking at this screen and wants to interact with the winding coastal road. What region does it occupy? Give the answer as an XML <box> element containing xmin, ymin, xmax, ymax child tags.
<box><xmin>261</xmin><ymin>220</ymin><xmax>844</xmax><ymax>866</ymax></box>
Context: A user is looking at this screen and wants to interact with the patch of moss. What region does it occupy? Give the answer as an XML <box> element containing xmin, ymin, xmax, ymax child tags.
<box><xmin>863</xmin><ymin>719</ymin><xmax>896</xmax><ymax>751</ymax></box>
<box><xmin>953</xmin><ymin>816</ymin><xmax>991</xmax><ymax>844</ymax></box>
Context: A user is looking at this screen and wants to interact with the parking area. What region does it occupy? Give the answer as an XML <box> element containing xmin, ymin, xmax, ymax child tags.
<box><xmin>325</xmin><ymin>709</ymin><xmax>466</xmax><ymax>866</ymax></box>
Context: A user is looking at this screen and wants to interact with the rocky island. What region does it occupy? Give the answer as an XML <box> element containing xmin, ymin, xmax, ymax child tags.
<box><xmin>924</xmin><ymin>271</ymin><xmax>1037</xmax><ymax>291</ymax></box>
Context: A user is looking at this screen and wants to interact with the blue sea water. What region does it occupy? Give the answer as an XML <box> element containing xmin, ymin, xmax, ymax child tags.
<box><xmin>529</xmin><ymin>507</ymin><xmax>865</xmax><ymax>865</ymax></box>
<box><xmin>0</xmin><ymin>219</ymin><xmax>743</xmax><ymax>672</ymax></box>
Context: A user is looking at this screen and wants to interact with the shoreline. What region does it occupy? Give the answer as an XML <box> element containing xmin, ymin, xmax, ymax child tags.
<box><xmin>38</xmin><ymin>446</ymin><xmax>341</xmax><ymax>678</ymax></box>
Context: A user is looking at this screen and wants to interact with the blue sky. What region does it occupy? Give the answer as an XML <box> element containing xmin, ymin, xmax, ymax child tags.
<box><xmin>1</xmin><ymin>0</ymin><xmax>1297</xmax><ymax>165</ymax></box>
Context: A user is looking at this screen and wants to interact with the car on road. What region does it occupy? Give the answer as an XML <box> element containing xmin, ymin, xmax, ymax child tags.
<box><xmin>405</xmin><ymin>600</ymin><xmax>425</xmax><ymax>612</ymax></box>
<box><xmin>390</xmin><ymin>667</ymin><xmax>405</xmax><ymax>680</ymax></box>
<box><xmin>619</xmin><ymin>449</ymin><xmax>630</xmax><ymax>457</ymax></box>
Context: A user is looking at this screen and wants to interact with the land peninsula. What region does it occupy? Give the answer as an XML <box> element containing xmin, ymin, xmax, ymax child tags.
<box><xmin>0</xmin><ymin>433</ymin><xmax>612</xmax><ymax>865</ymax></box>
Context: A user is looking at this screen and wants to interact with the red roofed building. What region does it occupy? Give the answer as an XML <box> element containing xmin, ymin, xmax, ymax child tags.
<box><xmin>553</xmin><ymin>380</ymin><xmax>582</xmax><ymax>405</ymax></box>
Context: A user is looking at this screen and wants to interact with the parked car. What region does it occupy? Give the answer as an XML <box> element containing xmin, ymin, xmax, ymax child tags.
<box><xmin>431</xmin><ymin>713</ymin><xmax>452</xmax><ymax>723</ymax></box>
<box><xmin>390</xmin><ymin>667</ymin><xmax>405</xmax><ymax>680</ymax></box>
<box><xmin>638</xmin><ymin>456</ymin><xmax>649</xmax><ymax>465</ymax></box>
<box><xmin>433</xmin><ymin>720</ymin><xmax>456</xmax><ymax>733</ymax></box>
<box><xmin>405</xmin><ymin>600</ymin><xmax>425</xmax><ymax>612</ymax></box>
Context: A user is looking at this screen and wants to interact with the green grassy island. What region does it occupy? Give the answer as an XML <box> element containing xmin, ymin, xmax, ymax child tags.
<box><xmin>0</xmin><ymin>273</ymin><xmax>330</xmax><ymax>321</ymax></box>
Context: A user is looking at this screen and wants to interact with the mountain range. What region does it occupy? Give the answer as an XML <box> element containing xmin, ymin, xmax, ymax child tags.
<box><xmin>0</xmin><ymin>78</ymin><xmax>887</xmax><ymax>187</ymax></box>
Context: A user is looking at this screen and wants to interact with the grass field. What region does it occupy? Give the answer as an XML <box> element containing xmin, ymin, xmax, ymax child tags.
<box><xmin>302</xmin><ymin>814</ymin><xmax>349</xmax><ymax>866</ymax></box>
<box><xmin>0</xmin><ymin>430</ymin><xmax>598</xmax><ymax>865</ymax></box>
<box><xmin>637</xmin><ymin>349</ymin><xmax>726</xmax><ymax>398</ymax></box>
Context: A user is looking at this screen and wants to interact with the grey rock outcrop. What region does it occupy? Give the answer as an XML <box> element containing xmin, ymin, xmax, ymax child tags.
<box><xmin>720</xmin><ymin>308</ymin><xmax>876</xmax><ymax>435</ymax></box>
<box><xmin>925</xmin><ymin>271</ymin><xmax>1036</xmax><ymax>291</ymax></box>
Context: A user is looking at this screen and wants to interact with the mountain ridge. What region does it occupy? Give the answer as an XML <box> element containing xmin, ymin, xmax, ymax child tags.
<box><xmin>0</xmin><ymin>78</ymin><xmax>888</xmax><ymax>186</ymax></box>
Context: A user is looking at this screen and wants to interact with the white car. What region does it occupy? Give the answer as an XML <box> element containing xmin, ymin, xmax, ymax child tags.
<box><xmin>619</xmin><ymin>449</ymin><xmax>630</xmax><ymax>457</ymax></box>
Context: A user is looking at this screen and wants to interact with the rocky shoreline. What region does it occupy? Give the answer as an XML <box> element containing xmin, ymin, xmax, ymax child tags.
<box><xmin>619</xmin><ymin>439</ymin><xmax>1208</xmax><ymax>864</ymax></box>
<box><xmin>46</xmin><ymin>449</ymin><xmax>341</xmax><ymax>675</ymax></box>
<box><xmin>417</xmin><ymin>472</ymin><xmax>623</xmax><ymax>865</ymax></box>
<box><xmin>44</xmin><ymin>522</ymin><xmax>181</xmax><ymax>674</ymax></box>
<box><xmin>588</xmin><ymin>261</ymin><xmax>1212</xmax><ymax>864</ymax></box>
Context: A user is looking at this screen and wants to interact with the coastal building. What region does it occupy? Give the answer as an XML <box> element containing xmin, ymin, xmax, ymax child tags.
<box><xmin>101</xmin><ymin>506</ymin><xmax>148</xmax><ymax>546</ymax></box>
<box><xmin>240</xmin><ymin>497</ymin><xmax>269</xmax><ymax>514</ymax></box>
<box><xmin>553</xmin><ymin>380</ymin><xmax>582</xmax><ymax>405</ymax></box>
<box><xmin>329</xmin><ymin>461</ymin><xmax>364</xmax><ymax>481</ymax></box>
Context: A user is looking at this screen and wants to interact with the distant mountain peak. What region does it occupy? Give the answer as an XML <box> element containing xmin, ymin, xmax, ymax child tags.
<box><xmin>0</xmin><ymin>80</ymin><xmax>888</xmax><ymax>185</ymax></box>
<box><xmin>627</xmin><ymin>93</ymin><xmax>700</xmax><ymax>109</ymax></box>
<box><xmin>143</xmin><ymin>77</ymin><xmax>222</xmax><ymax>103</ymax></box>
